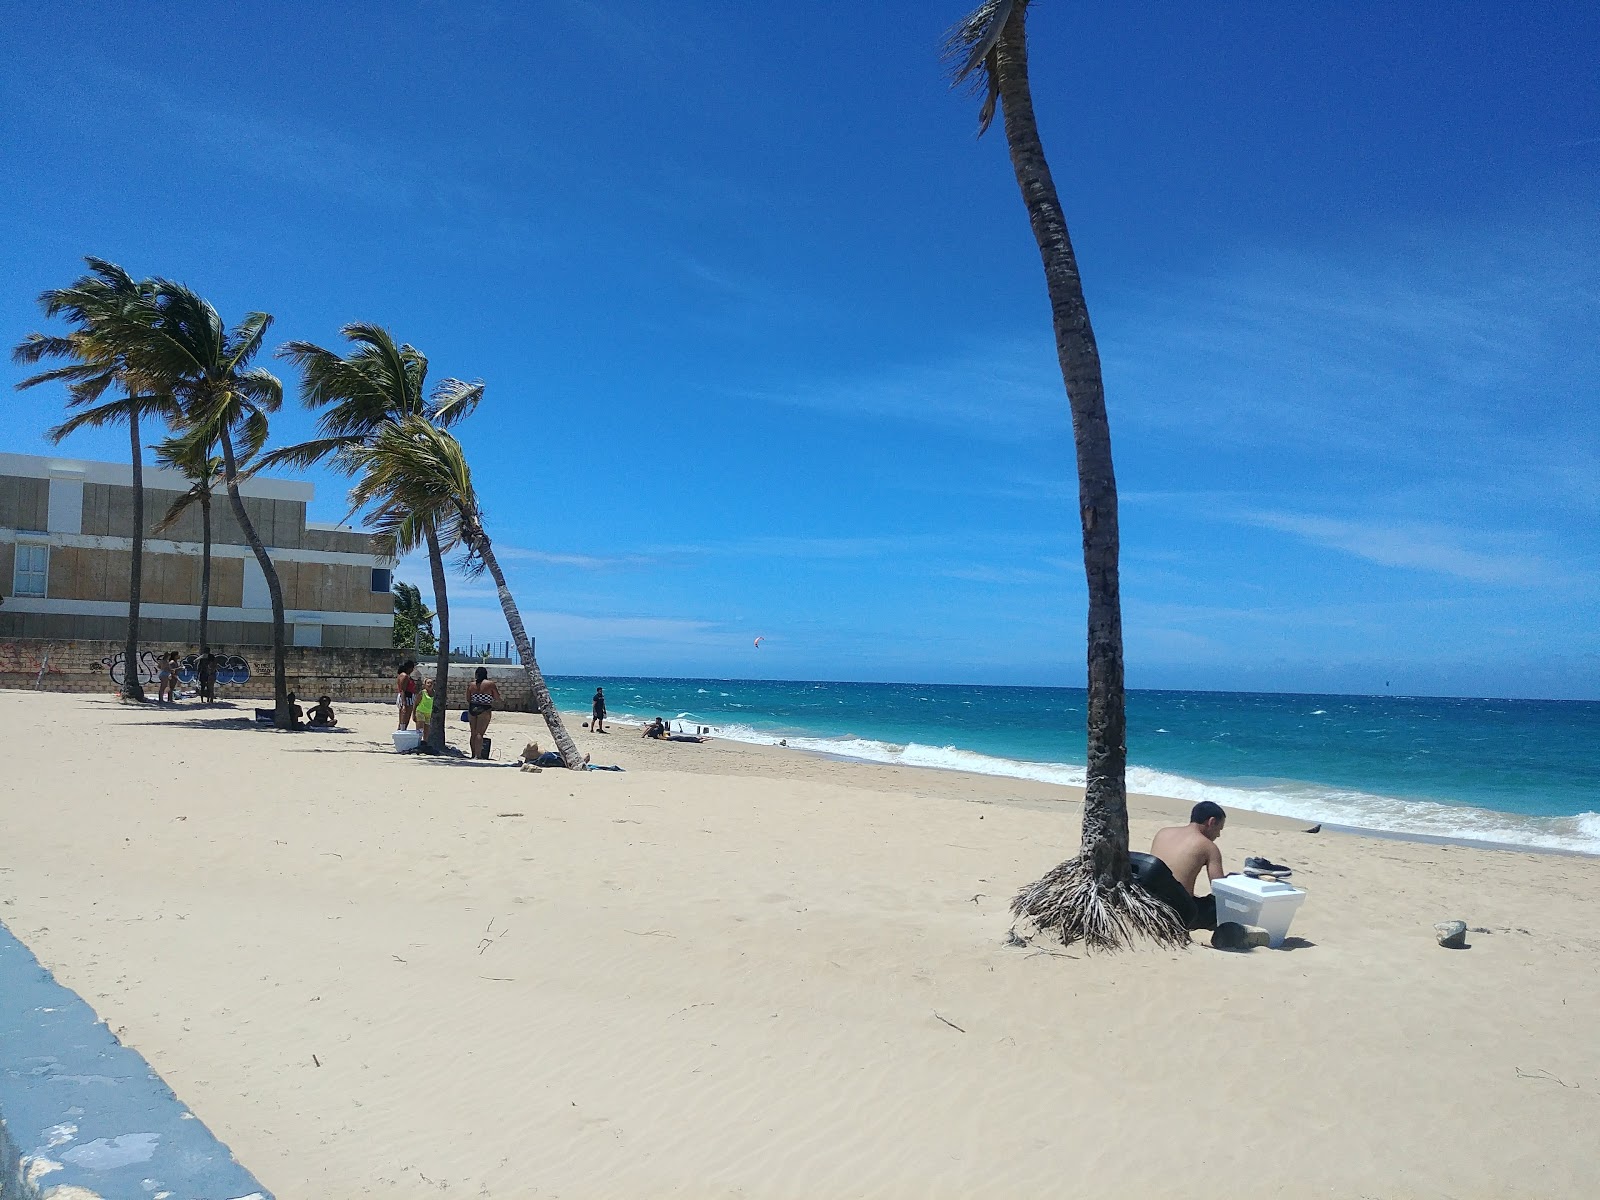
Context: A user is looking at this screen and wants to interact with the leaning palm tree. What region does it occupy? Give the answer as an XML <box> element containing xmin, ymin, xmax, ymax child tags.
<box><xmin>153</xmin><ymin>421</ymin><xmax>264</xmax><ymax>654</ymax></box>
<box><xmin>12</xmin><ymin>258</ymin><xmax>176</xmax><ymax>701</ymax></box>
<box><xmin>347</xmin><ymin>417</ymin><xmax>584</xmax><ymax>767</ymax></box>
<box><xmin>947</xmin><ymin>2</ymin><xmax>1186</xmax><ymax>949</ymax></box>
<box><xmin>125</xmin><ymin>281</ymin><xmax>294</xmax><ymax>728</ymax></box>
<box><xmin>264</xmin><ymin>324</ymin><xmax>482</xmax><ymax>752</ymax></box>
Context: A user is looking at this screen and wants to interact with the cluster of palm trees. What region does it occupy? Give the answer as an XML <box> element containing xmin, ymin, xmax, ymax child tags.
<box><xmin>10</xmin><ymin>0</ymin><xmax>1177</xmax><ymax>944</ymax></box>
<box><xmin>12</xmin><ymin>259</ymin><xmax>582</xmax><ymax>766</ymax></box>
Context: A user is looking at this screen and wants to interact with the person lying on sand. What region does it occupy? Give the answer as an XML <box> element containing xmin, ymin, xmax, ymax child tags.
<box><xmin>1147</xmin><ymin>801</ymin><xmax>1231</xmax><ymax>931</ymax></box>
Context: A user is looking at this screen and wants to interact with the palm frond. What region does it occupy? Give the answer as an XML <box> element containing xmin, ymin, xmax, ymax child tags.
<box><xmin>236</xmin><ymin>405</ymin><xmax>271</xmax><ymax>461</ymax></box>
<box><xmin>11</xmin><ymin>332</ymin><xmax>82</xmax><ymax>367</ymax></box>
<box><xmin>944</xmin><ymin>0</ymin><xmax>1020</xmax><ymax>134</ymax></box>
<box><xmin>153</xmin><ymin>484</ymin><xmax>204</xmax><ymax>533</ymax></box>
<box><xmin>48</xmin><ymin>394</ymin><xmax>149</xmax><ymax>441</ymax></box>
<box><xmin>430</xmin><ymin>378</ymin><xmax>485</xmax><ymax>426</ymax></box>
<box><xmin>226</xmin><ymin>311</ymin><xmax>274</xmax><ymax>372</ymax></box>
<box><xmin>346</xmin><ymin>416</ymin><xmax>476</xmax><ymax>556</ymax></box>
<box><xmin>233</xmin><ymin>364</ymin><xmax>284</xmax><ymax>412</ymax></box>
<box><xmin>255</xmin><ymin>435</ymin><xmax>359</xmax><ymax>473</ymax></box>
<box><xmin>14</xmin><ymin>361</ymin><xmax>116</xmax><ymax>392</ymax></box>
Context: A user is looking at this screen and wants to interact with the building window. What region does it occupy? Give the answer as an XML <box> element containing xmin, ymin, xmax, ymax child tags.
<box><xmin>371</xmin><ymin>567</ymin><xmax>393</xmax><ymax>594</ymax></box>
<box><xmin>13</xmin><ymin>543</ymin><xmax>48</xmax><ymax>597</ymax></box>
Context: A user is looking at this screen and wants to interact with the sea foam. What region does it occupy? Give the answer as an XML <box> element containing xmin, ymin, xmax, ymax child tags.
<box><xmin>620</xmin><ymin>713</ymin><xmax>1600</xmax><ymax>855</ymax></box>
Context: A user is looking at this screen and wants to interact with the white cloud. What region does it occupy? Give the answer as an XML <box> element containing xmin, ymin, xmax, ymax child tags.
<box><xmin>1234</xmin><ymin>510</ymin><xmax>1554</xmax><ymax>586</ymax></box>
<box><xmin>745</xmin><ymin>340</ymin><xmax>1070</xmax><ymax>440</ymax></box>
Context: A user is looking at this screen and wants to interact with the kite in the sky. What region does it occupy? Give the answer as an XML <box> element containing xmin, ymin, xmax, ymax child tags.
<box><xmin>753</xmin><ymin>636</ymin><xmax>764</xmax><ymax>649</ymax></box>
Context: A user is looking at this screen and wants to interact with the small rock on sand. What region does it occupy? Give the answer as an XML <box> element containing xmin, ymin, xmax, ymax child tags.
<box><xmin>1434</xmin><ymin>920</ymin><xmax>1468</xmax><ymax>949</ymax></box>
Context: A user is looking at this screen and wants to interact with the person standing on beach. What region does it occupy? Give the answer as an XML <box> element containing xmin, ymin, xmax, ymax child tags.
<box><xmin>396</xmin><ymin>659</ymin><xmax>418</xmax><ymax>730</ymax></box>
<box><xmin>591</xmin><ymin>687</ymin><xmax>607</xmax><ymax>733</ymax></box>
<box><xmin>415</xmin><ymin>678</ymin><xmax>437</xmax><ymax>748</ymax></box>
<box><xmin>197</xmin><ymin>649</ymin><xmax>217</xmax><ymax>704</ymax></box>
<box><xmin>468</xmin><ymin>667</ymin><xmax>501</xmax><ymax>759</ymax></box>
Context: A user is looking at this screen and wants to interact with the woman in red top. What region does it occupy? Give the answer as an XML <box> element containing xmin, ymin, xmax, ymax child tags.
<box><xmin>396</xmin><ymin>659</ymin><xmax>418</xmax><ymax>730</ymax></box>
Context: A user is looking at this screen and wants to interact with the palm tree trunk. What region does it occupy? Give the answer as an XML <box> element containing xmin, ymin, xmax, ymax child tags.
<box><xmin>198</xmin><ymin>486</ymin><xmax>212</xmax><ymax>654</ymax></box>
<box><xmin>424</xmin><ymin>523</ymin><xmax>450</xmax><ymax>751</ymax></box>
<box><xmin>471</xmin><ymin>527</ymin><xmax>583</xmax><ymax>768</ymax></box>
<box><xmin>994</xmin><ymin>10</ymin><xmax>1185</xmax><ymax>950</ymax></box>
<box><xmin>123</xmin><ymin>409</ymin><xmax>146</xmax><ymax>701</ymax></box>
<box><xmin>219</xmin><ymin>428</ymin><xmax>291</xmax><ymax>729</ymax></box>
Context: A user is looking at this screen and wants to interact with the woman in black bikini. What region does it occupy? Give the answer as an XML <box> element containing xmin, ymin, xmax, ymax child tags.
<box><xmin>467</xmin><ymin>666</ymin><xmax>502</xmax><ymax>760</ymax></box>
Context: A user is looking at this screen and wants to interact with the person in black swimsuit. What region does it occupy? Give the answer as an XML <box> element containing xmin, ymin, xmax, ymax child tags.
<box><xmin>468</xmin><ymin>666</ymin><xmax>502</xmax><ymax>759</ymax></box>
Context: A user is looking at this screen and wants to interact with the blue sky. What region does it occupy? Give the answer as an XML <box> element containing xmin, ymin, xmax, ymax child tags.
<box><xmin>3</xmin><ymin>1</ymin><xmax>1597</xmax><ymax>697</ymax></box>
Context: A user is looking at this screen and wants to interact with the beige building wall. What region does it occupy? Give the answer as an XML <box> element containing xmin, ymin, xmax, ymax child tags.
<box><xmin>2</xmin><ymin>452</ymin><xmax>394</xmax><ymax>651</ymax></box>
<box><xmin>0</xmin><ymin>477</ymin><xmax>48</xmax><ymax>531</ymax></box>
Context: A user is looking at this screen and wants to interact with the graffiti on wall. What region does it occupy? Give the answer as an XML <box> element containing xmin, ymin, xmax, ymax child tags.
<box><xmin>93</xmin><ymin>651</ymin><xmax>161</xmax><ymax>687</ymax></box>
<box><xmin>0</xmin><ymin>642</ymin><xmax>65</xmax><ymax>679</ymax></box>
<box><xmin>178</xmin><ymin>654</ymin><xmax>252</xmax><ymax>686</ymax></box>
<box><xmin>91</xmin><ymin>651</ymin><xmax>253</xmax><ymax>688</ymax></box>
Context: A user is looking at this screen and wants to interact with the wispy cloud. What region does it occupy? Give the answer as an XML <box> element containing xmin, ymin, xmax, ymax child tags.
<box><xmin>494</xmin><ymin>545</ymin><xmax>656</xmax><ymax>570</ymax></box>
<box><xmin>939</xmin><ymin>561</ymin><xmax>1072</xmax><ymax>585</ymax></box>
<box><xmin>745</xmin><ymin>340</ymin><xmax>1070</xmax><ymax>441</ymax></box>
<box><xmin>437</xmin><ymin>603</ymin><xmax>726</xmax><ymax>646</ymax></box>
<box><xmin>1098</xmin><ymin>206</ymin><xmax>1600</xmax><ymax>498</ymax></box>
<box><xmin>644</xmin><ymin>532</ymin><xmax>958</xmax><ymax>561</ymax></box>
<box><xmin>1234</xmin><ymin>509</ymin><xmax>1555</xmax><ymax>585</ymax></box>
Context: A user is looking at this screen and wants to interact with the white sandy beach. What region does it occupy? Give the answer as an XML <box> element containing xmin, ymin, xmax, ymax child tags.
<box><xmin>2</xmin><ymin>690</ymin><xmax>1597</xmax><ymax>1199</ymax></box>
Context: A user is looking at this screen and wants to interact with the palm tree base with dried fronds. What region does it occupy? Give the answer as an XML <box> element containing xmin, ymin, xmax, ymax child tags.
<box><xmin>1010</xmin><ymin>855</ymin><xmax>1190</xmax><ymax>952</ymax></box>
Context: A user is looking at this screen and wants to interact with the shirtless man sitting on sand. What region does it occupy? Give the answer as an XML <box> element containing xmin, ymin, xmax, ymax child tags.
<box><xmin>1149</xmin><ymin>801</ymin><xmax>1229</xmax><ymax>930</ymax></box>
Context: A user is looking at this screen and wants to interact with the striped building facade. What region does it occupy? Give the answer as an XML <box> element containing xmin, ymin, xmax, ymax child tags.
<box><xmin>0</xmin><ymin>452</ymin><xmax>395</xmax><ymax>649</ymax></box>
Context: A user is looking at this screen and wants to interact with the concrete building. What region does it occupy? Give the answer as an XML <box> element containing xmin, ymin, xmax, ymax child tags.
<box><xmin>0</xmin><ymin>451</ymin><xmax>395</xmax><ymax>648</ymax></box>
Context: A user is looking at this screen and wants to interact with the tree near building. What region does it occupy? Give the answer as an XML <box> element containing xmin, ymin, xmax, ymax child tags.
<box><xmin>13</xmin><ymin>258</ymin><xmax>176</xmax><ymax>702</ymax></box>
<box><xmin>153</xmin><ymin>422</ymin><xmax>264</xmax><ymax>656</ymax></box>
<box><xmin>266</xmin><ymin>324</ymin><xmax>482</xmax><ymax>752</ymax></box>
<box><xmin>392</xmin><ymin>581</ymin><xmax>437</xmax><ymax>653</ymax></box>
<box><xmin>127</xmin><ymin>280</ymin><xmax>295</xmax><ymax>729</ymax></box>
<box><xmin>946</xmin><ymin>1</ymin><xmax>1186</xmax><ymax>949</ymax></box>
<box><xmin>348</xmin><ymin>417</ymin><xmax>585</xmax><ymax>767</ymax></box>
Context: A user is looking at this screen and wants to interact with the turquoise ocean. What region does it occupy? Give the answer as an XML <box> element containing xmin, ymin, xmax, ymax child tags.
<box><xmin>545</xmin><ymin>677</ymin><xmax>1600</xmax><ymax>854</ymax></box>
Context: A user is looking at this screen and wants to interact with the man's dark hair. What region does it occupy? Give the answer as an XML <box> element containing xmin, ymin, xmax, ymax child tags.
<box><xmin>1191</xmin><ymin>801</ymin><xmax>1226</xmax><ymax>826</ymax></box>
<box><xmin>319</xmin><ymin>695</ymin><xmax>331</xmax><ymax>704</ymax></box>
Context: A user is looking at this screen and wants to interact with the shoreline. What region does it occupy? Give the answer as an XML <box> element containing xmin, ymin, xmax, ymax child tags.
<box><xmin>578</xmin><ymin>710</ymin><xmax>1600</xmax><ymax>859</ymax></box>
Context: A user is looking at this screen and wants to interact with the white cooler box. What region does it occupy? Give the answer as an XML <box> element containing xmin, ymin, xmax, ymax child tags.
<box><xmin>392</xmin><ymin>729</ymin><xmax>422</xmax><ymax>753</ymax></box>
<box><xmin>1209</xmin><ymin>876</ymin><xmax>1306</xmax><ymax>947</ymax></box>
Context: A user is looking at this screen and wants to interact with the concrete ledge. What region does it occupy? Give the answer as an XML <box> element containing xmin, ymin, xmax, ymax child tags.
<box><xmin>0</xmin><ymin>920</ymin><xmax>271</xmax><ymax>1200</ymax></box>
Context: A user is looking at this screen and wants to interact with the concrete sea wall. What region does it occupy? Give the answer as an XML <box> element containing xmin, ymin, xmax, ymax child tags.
<box><xmin>0</xmin><ymin>638</ymin><xmax>539</xmax><ymax>712</ymax></box>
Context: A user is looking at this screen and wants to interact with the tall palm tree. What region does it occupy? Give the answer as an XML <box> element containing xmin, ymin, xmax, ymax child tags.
<box><xmin>265</xmin><ymin>324</ymin><xmax>482</xmax><ymax>752</ymax></box>
<box><xmin>126</xmin><ymin>281</ymin><xmax>294</xmax><ymax>728</ymax></box>
<box><xmin>12</xmin><ymin>258</ymin><xmax>175</xmax><ymax>701</ymax></box>
<box><xmin>348</xmin><ymin>417</ymin><xmax>584</xmax><ymax>767</ymax></box>
<box><xmin>947</xmin><ymin>2</ymin><xmax>1186</xmax><ymax>949</ymax></box>
<box><xmin>152</xmin><ymin>421</ymin><xmax>264</xmax><ymax>654</ymax></box>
